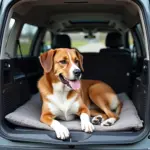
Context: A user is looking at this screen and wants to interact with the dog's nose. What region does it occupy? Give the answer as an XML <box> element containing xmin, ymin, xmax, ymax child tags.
<box><xmin>73</xmin><ymin>69</ymin><xmax>81</xmax><ymax>77</ymax></box>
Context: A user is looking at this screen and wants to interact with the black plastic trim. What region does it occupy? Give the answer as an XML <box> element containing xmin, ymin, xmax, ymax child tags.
<box><xmin>0</xmin><ymin>122</ymin><xmax>144</xmax><ymax>145</ymax></box>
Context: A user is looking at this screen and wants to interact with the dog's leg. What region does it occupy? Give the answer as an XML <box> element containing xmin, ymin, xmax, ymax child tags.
<box><xmin>77</xmin><ymin>104</ymin><xmax>94</xmax><ymax>132</ymax></box>
<box><xmin>90</xmin><ymin>100</ymin><xmax>119</xmax><ymax>126</ymax></box>
<box><xmin>90</xmin><ymin>109</ymin><xmax>108</xmax><ymax>125</ymax></box>
<box><xmin>100</xmin><ymin>101</ymin><xmax>123</xmax><ymax>126</ymax></box>
<box><xmin>40</xmin><ymin>102</ymin><xmax>69</xmax><ymax>140</ymax></box>
<box><xmin>89</xmin><ymin>83</ymin><xmax>121</xmax><ymax>126</ymax></box>
<box><xmin>89</xmin><ymin>95</ymin><xmax>119</xmax><ymax>124</ymax></box>
<box><xmin>100</xmin><ymin>105</ymin><xmax>119</xmax><ymax>126</ymax></box>
<box><xmin>115</xmin><ymin>101</ymin><xmax>123</xmax><ymax>115</ymax></box>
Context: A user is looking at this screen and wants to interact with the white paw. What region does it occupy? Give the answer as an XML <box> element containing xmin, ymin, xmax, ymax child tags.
<box><xmin>101</xmin><ymin>118</ymin><xmax>116</xmax><ymax>126</ymax></box>
<box><xmin>92</xmin><ymin>115</ymin><xmax>104</xmax><ymax>125</ymax></box>
<box><xmin>80</xmin><ymin>113</ymin><xmax>94</xmax><ymax>132</ymax></box>
<box><xmin>81</xmin><ymin>121</ymin><xmax>95</xmax><ymax>132</ymax></box>
<box><xmin>51</xmin><ymin>120</ymin><xmax>70</xmax><ymax>140</ymax></box>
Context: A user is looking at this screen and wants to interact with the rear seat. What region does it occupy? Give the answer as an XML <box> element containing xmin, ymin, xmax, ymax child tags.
<box><xmin>82</xmin><ymin>32</ymin><xmax>132</xmax><ymax>93</ymax></box>
<box><xmin>51</xmin><ymin>33</ymin><xmax>132</xmax><ymax>93</ymax></box>
<box><xmin>100</xmin><ymin>32</ymin><xmax>131</xmax><ymax>55</ymax></box>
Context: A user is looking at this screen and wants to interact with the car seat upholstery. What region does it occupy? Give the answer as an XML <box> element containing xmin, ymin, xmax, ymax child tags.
<box><xmin>82</xmin><ymin>32</ymin><xmax>132</xmax><ymax>93</ymax></box>
<box><xmin>51</xmin><ymin>34</ymin><xmax>71</xmax><ymax>49</ymax></box>
<box><xmin>100</xmin><ymin>32</ymin><xmax>131</xmax><ymax>54</ymax></box>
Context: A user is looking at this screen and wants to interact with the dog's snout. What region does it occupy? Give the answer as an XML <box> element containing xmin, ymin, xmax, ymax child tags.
<box><xmin>73</xmin><ymin>69</ymin><xmax>81</xmax><ymax>77</ymax></box>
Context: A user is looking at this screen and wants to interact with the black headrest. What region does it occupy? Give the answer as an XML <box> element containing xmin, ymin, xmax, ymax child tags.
<box><xmin>106</xmin><ymin>32</ymin><xmax>123</xmax><ymax>48</ymax></box>
<box><xmin>51</xmin><ymin>34</ymin><xmax>71</xmax><ymax>49</ymax></box>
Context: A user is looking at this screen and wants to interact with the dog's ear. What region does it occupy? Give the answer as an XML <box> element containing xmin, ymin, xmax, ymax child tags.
<box><xmin>75</xmin><ymin>49</ymin><xmax>84</xmax><ymax>72</ymax></box>
<box><xmin>39</xmin><ymin>49</ymin><xmax>56</xmax><ymax>73</ymax></box>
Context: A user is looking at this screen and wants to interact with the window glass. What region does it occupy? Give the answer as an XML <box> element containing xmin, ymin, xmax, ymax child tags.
<box><xmin>17</xmin><ymin>24</ymin><xmax>38</xmax><ymax>56</ymax></box>
<box><xmin>60</xmin><ymin>32</ymin><xmax>107</xmax><ymax>53</ymax></box>
<box><xmin>128</xmin><ymin>31</ymin><xmax>137</xmax><ymax>66</ymax></box>
<box><xmin>128</xmin><ymin>32</ymin><xmax>134</xmax><ymax>50</ymax></box>
<box><xmin>5</xmin><ymin>18</ymin><xmax>16</xmax><ymax>58</ymax></box>
<box><xmin>41</xmin><ymin>30</ymin><xmax>51</xmax><ymax>53</ymax></box>
<box><xmin>9</xmin><ymin>18</ymin><xmax>15</xmax><ymax>30</ymax></box>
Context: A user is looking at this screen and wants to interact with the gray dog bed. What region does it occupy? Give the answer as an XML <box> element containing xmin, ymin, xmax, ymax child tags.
<box><xmin>5</xmin><ymin>93</ymin><xmax>143</xmax><ymax>131</ymax></box>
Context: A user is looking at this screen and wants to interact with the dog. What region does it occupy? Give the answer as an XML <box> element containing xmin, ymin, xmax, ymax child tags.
<box><xmin>38</xmin><ymin>48</ymin><xmax>122</xmax><ymax>140</ymax></box>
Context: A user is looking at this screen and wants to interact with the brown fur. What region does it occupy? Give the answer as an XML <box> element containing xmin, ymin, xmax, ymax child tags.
<box><xmin>38</xmin><ymin>48</ymin><xmax>122</xmax><ymax>126</ymax></box>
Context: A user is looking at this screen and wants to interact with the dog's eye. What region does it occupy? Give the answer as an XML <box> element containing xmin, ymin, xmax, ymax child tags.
<box><xmin>75</xmin><ymin>60</ymin><xmax>79</xmax><ymax>64</ymax></box>
<box><xmin>60</xmin><ymin>60</ymin><xmax>67</xmax><ymax>64</ymax></box>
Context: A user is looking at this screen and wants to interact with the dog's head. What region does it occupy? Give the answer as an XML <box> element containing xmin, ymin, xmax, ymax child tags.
<box><xmin>39</xmin><ymin>48</ymin><xmax>84</xmax><ymax>90</ymax></box>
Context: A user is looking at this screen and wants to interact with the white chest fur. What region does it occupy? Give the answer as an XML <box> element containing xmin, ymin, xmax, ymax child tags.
<box><xmin>47</xmin><ymin>82</ymin><xmax>80</xmax><ymax>121</ymax></box>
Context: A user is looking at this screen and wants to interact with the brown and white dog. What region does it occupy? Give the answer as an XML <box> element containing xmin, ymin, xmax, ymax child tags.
<box><xmin>38</xmin><ymin>48</ymin><xmax>122</xmax><ymax>140</ymax></box>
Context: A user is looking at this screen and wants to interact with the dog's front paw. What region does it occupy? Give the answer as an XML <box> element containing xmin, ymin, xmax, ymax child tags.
<box><xmin>80</xmin><ymin>113</ymin><xmax>94</xmax><ymax>132</ymax></box>
<box><xmin>51</xmin><ymin>120</ymin><xmax>70</xmax><ymax>140</ymax></box>
<box><xmin>101</xmin><ymin>118</ymin><xmax>116</xmax><ymax>126</ymax></box>
<box><xmin>81</xmin><ymin>121</ymin><xmax>94</xmax><ymax>132</ymax></box>
<box><xmin>92</xmin><ymin>115</ymin><xmax>104</xmax><ymax>125</ymax></box>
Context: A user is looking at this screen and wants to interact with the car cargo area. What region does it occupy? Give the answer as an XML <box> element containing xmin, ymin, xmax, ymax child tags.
<box><xmin>0</xmin><ymin>0</ymin><xmax>149</xmax><ymax>145</ymax></box>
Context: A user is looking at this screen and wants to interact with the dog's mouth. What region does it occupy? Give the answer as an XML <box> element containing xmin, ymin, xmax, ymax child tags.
<box><xmin>59</xmin><ymin>74</ymin><xmax>80</xmax><ymax>90</ymax></box>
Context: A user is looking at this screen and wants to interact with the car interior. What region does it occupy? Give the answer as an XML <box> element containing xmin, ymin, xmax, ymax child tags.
<box><xmin>0</xmin><ymin>0</ymin><xmax>149</xmax><ymax>145</ymax></box>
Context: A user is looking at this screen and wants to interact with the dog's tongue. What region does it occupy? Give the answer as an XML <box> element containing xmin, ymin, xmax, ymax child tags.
<box><xmin>69</xmin><ymin>80</ymin><xmax>80</xmax><ymax>90</ymax></box>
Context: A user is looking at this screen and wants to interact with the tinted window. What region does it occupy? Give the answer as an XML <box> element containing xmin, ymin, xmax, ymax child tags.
<box><xmin>17</xmin><ymin>24</ymin><xmax>38</xmax><ymax>57</ymax></box>
<box><xmin>9</xmin><ymin>18</ymin><xmax>15</xmax><ymax>30</ymax></box>
<box><xmin>128</xmin><ymin>32</ymin><xmax>134</xmax><ymax>50</ymax></box>
<box><xmin>40</xmin><ymin>30</ymin><xmax>51</xmax><ymax>53</ymax></box>
<box><xmin>60</xmin><ymin>32</ymin><xmax>107</xmax><ymax>53</ymax></box>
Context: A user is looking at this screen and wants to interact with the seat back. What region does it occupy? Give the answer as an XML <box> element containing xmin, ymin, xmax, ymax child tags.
<box><xmin>51</xmin><ymin>34</ymin><xmax>71</xmax><ymax>49</ymax></box>
<box><xmin>82</xmin><ymin>32</ymin><xmax>133</xmax><ymax>93</ymax></box>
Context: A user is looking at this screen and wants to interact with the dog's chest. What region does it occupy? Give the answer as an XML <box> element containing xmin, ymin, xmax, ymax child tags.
<box><xmin>47</xmin><ymin>89</ymin><xmax>79</xmax><ymax>121</ymax></box>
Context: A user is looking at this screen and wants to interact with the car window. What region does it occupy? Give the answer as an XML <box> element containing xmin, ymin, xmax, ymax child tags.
<box><xmin>40</xmin><ymin>30</ymin><xmax>51</xmax><ymax>53</ymax></box>
<box><xmin>128</xmin><ymin>31</ymin><xmax>138</xmax><ymax>67</ymax></box>
<box><xmin>60</xmin><ymin>32</ymin><xmax>107</xmax><ymax>53</ymax></box>
<box><xmin>9</xmin><ymin>18</ymin><xmax>15</xmax><ymax>30</ymax></box>
<box><xmin>17</xmin><ymin>24</ymin><xmax>38</xmax><ymax>57</ymax></box>
<box><xmin>128</xmin><ymin>32</ymin><xmax>134</xmax><ymax>50</ymax></box>
<box><xmin>4</xmin><ymin>18</ymin><xmax>16</xmax><ymax>58</ymax></box>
